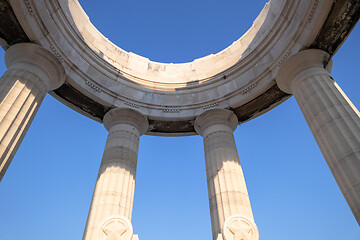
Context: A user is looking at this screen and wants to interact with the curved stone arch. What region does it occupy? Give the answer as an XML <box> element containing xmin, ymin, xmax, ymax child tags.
<box><xmin>10</xmin><ymin>0</ymin><xmax>333</xmax><ymax>134</ymax></box>
<box><xmin>0</xmin><ymin>0</ymin><xmax>359</xmax><ymax>239</ymax></box>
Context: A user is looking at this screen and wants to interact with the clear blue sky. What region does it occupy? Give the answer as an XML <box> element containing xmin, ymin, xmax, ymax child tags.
<box><xmin>0</xmin><ymin>1</ymin><xmax>359</xmax><ymax>239</ymax></box>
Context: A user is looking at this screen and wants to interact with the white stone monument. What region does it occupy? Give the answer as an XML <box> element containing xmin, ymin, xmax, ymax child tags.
<box><xmin>0</xmin><ymin>0</ymin><xmax>359</xmax><ymax>239</ymax></box>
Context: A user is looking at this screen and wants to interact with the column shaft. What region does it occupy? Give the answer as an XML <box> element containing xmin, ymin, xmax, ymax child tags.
<box><xmin>277</xmin><ymin>49</ymin><xmax>360</xmax><ymax>224</ymax></box>
<box><xmin>195</xmin><ymin>109</ymin><xmax>256</xmax><ymax>240</ymax></box>
<box><xmin>83</xmin><ymin>108</ymin><xmax>148</xmax><ymax>240</ymax></box>
<box><xmin>0</xmin><ymin>43</ymin><xmax>65</xmax><ymax>181</ymax></box>
<box><xmin>205</xmin><ymin>128</ymin><xmax>254</xmax><ymax>236</ymax></box>
<box><xmin>294</xmin><ymin>71</ymin><xmax>360</xmax><ymax>222</ymax></box>
<box><xmin>0</xmin><ymin>69</ymin><xmax>45</xmax><ymax>180</ymax></box>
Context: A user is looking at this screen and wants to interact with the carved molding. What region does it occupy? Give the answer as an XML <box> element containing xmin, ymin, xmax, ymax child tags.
<box><xmin>240</xmin><ymin>83</ymin><xmax>257</xmax><ymax>95</ymax></box>
<box><xmin>50</xmin><ymin>45</ymin><xmax>64</xmax><ymax>62</ymax></box>
<box><xmin>123</xmin><ymin>101</ymin><xmax>140</xmax><ymax>109</ymax></box>
<box><xmin>163</xmin><ymin>108</ymin><xmax>181</xmax><ymax>113</ymax></box>
<box><xmin>277</xmin><ymin>50</ymin><xmax>292</xmax><ymax>67</ymax></box>
<box><xmin>203</xmin><ymin>102</ymin><xmax>219</xmax><ymax>109</ymax></box>
<box><xmin>24</xmin><ymin>0</ymin><xmax>34</xmax><ymax>15</ymax></box>
<box><xmin>308</xmin><ymin>0</ymin><xmax>319</xmax><ymax>22</ymax></box>
<box><xmin>85</xmin><ymin>81</ymin><xmax>102</xmax><ymax>92</ymax></box>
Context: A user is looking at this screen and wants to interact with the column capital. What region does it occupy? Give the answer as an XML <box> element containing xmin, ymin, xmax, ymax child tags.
<box><xmin>5</xmin><ymin>43</ymin><xmax>66</xmax><ymax>91</ymax></box>
<box><xmin>103</xmin><ymin>108</ymin><xmax>149</xmax><ymax>135</ymax></box>
<box><xmin>276</xmin><ymin>49</ymin><xmax>333</xmax><ymax>94</ymax></box>
<box><xmin>194</xmin><ymin>109</ymin><xmax>238</xmax><ymax>137</ymax></box>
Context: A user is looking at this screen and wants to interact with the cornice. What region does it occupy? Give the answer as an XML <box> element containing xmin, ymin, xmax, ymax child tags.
<box><xmin>1</xmin><ymin>0</ymin><xmax>358</xmax><ymax>135</ymax></box>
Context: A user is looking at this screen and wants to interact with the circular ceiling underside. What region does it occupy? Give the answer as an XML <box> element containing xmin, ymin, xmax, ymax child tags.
<box><xmin>7</xmin><ymin>0</ymin><xmax>338</xmax><ymax>135</ymax></box>
<box><xmin>79</xmin><ymin>0</ymin><xmax>267</xmax><ymax>64</ymax></box>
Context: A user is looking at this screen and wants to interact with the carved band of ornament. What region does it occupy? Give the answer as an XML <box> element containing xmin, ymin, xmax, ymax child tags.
<box><xmin>308</xmin><ymin>0</ymin><xmax>319</xmax><ymax>22</ymax></box>
<box><xmin>50</xmin><ymin>45</ymin><xmax>64</xmax><ymax>62</ymax></box>
<box><xmin>85</xmin><ymin>81</ymin><xmax>102</xmax><ymax>92</ymax></box>
<box><xmin>277</xmin><ymin>50</ymin><xmax>292</xmax><ymax>66</ymax></box>
<box><xmin>163</xmin><ymin>109</ymin><xmax>181</xmax><ymax>113</ymax></box>
<box><xmin>25</xmin><ymin>0</ymin><xmax>34</xmax><ymax>15</ymax></box>
<box><xmin>124</xmin><ymin>101</ymin><xmax>140</xmax><ymax>109</ymax></box>
<box><xmin>203</xmin><ymin>102</ymin><xmax>219</xmax><ymax>109</ymax></box>
<box><xmin>240</xmin><ymin>82</ymin><xmax>257</xmax><ymax>95</ymax></box>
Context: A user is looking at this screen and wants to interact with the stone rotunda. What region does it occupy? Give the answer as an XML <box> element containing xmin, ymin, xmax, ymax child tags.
<box><xmin>0</xmin><ymin>0</ymin><xmax>359</xmax><ymax>239</ymax></box>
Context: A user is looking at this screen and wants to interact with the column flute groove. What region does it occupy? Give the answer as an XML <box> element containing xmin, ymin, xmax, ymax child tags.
<box><xmin>0</xmin><ymin>43</ymin><xmax>65</xmax><ymax>181</ymax></box>
<box><xmin>277</xmin><ymin>49</ymin><xmax>360</xmax><ymax>224</ymax></box>
<box><xmin>195</xmin><ymin>109</ymin><xmax>259</xmax><ymax>240</ymax></box>
<box><xmin>83</xmin><ymin>108</ymin><xmax>148</xmax><ymax>240</ymax></box>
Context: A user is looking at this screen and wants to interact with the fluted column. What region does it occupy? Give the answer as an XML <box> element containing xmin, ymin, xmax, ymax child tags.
<box><xmin>195</xmin><ymin>109</ymin><xmax>258</xmax><ymax>240</ymax></box>
<box><xmin>277</xmin><ymin>49</ymin><xmax>360</xmax><ymax>224</ymax></box>
<box><xmin>0</xmin><ymin>43</ymin><xmax>65</xmax><ymax>181</ymax></box>
<box><xmin>83</xmin><ymin>108</ymin><xmax>148</xmax><ymax>240</ymax></box>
